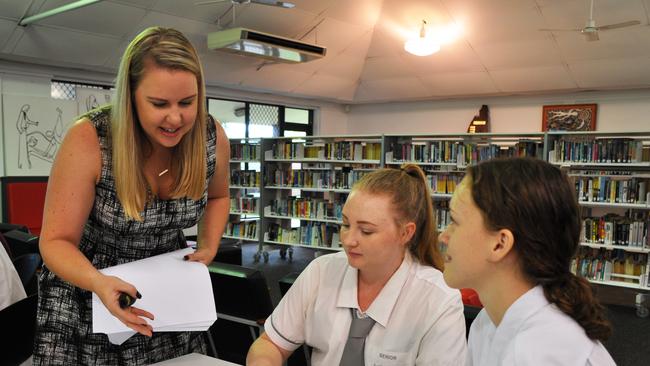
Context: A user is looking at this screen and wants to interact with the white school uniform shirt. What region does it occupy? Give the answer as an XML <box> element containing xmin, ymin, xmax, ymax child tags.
<box><xmin>264</xmin><ymin>251</ymin><xmax>467</xmax><ymax>366</ymax></box>
<box><xmin>0</xmin><ymin>244</ymin><xmax>27</xmax><ymax>311</ymax></box>
<box><xmin>467</xmin><ymin>285</ymin><xmax>615</xmax><ymax>366</ymax></box>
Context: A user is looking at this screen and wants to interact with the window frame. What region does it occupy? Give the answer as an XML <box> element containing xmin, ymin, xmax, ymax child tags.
<box><xmin>207</xmin><ymin>97</ymin><xmax>313</xmax><ymax>138</ymax></box>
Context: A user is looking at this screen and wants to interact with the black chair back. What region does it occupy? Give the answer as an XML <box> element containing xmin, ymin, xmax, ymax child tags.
<box><xmin>279</xmin><ymin>271</ymin><xmax>301</xmax><ymax>296</ymax></box>
<box><xmin>207</xmin><ymin>262</ymin><xmax>274</xmax><ymax>364</ymax></box>
<box><xmin>0</xmin><ymin>223</ymin><xmax>29</xmax><ymax>235</ymax></box>
<box><xmin>214</xmin><ymin>239</ymin><xmax>242</xmax><ymax>266</ymax></box>
<box><xmin>209</xmin><ymin>262</ymin><xmax>273</xmax><ymax>320</ymax></box>
<box><xmin>12</xmin><ymin>253</ymin><xmax>42</xmax><ymax>296</ymax></box>
<box><xmin>463</xmin><ymin>305</ymin><xmax>482</xmax><ymax>339</ymax></box>
<box><xmin>0</xmin><ymin>294</ymin><xmax>38</xmax><ymax>366</ymax></box>
<box><xmin>3</xmin><ymin>230</ymin><xmax>39</xmax><ymax>259</ymax></box>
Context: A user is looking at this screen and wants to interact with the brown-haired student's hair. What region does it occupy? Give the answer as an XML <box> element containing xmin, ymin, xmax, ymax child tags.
<box><xmin>352</xmin><ymin>164</ymin><xmax>443</xmax><ymax>270</ymax></box>
<box><xmin>467</xmin><ymin>157</ymin><xmax>611</xmax><ymax>341</ymax></box>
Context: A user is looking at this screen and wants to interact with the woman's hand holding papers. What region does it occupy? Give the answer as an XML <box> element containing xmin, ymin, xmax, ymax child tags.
<box><xmin>92</xmin><ymin>273</ymin><xmax>155</xmax><ymax>337</ymax></box>
<box><xmin>182</xmin><ymin>246</ymin><xmax>217</xmax><ymax>266</ymax></box>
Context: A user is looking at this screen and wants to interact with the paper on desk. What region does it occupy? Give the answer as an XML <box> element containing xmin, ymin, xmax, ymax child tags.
<box><xmin>92</xmin><ymin>248</ymin><xmax>217</xmax><ymax>345</ymax></box>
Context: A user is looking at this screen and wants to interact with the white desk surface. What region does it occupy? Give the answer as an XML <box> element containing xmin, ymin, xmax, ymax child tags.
<box><xmin>149</xmin><ymin>353</ymin><xmax>241</xmax><ymax>366</ymax></box>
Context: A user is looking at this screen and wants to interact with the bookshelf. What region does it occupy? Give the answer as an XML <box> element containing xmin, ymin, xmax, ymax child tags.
<box><xmin>227</xmin><ymin>138</ymin><xmax>261</xmax><ymax>247</ymax></box>
<box><xmin>258</xmin><ymin>135</ymin><xmax>383</xmax><ymax>261</ymax></box>
<box><xmin>223</xmin><ymin>132</ymin><xmax>650</xmax><ymax>298</ymax></box>
<box><xmin>547</xmin><ymin>131</ymin><xmax>650</xmax><ymax>291</ymax></box>
<box><xmin>383</xmin><ymin>133</ymin><xmax>546</xmax><ymax>231</ymax></box>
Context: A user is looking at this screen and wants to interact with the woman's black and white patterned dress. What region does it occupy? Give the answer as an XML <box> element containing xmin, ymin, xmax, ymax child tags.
<box><xmin>33</xmin><ymin>107</ymin><xmax>216</xmax><ymax>365</ymax></box>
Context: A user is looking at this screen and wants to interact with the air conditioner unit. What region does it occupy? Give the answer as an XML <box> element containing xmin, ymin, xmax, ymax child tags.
<box><xmin>207</xmin><ymin>27</ymin><xmax>326</xmax><ymax>63</ymax></box>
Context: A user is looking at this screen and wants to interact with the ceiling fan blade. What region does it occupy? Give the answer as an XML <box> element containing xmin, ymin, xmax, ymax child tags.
<box><xmin>252</xmin><ymin>0</ymin><xmax>295</xmax><ymax>8</ymax></box>
<box><xmin>598</xmin><ymin>20</ymin><xmax>641</xmax><ymax>31</ymax></box>
<box><xmin>195</xmin><ymin>0</ymin><xmax>229</xmax><ymax>5</ymax></box>
<box><xmin>539</xmin><ymin>28</ymin><xmax>582</xmax><ymax>32</ymax></box>
<box><xmin>584</xmin><ymin>31</ymin><xmax>599</xmax><ymax>41</ymax></box>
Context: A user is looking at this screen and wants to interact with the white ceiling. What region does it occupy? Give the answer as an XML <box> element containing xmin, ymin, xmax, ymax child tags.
<box><xmin>1</xmin><ymin>0</ymin><xmax>649</xmax><ymax>104</ymax></box>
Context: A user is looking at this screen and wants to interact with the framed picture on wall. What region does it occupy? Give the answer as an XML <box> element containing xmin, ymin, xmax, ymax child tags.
<box><xmin>542</xmin><ymin>104</ymin><xmax>597</xmax><ymax>131</ymax></box>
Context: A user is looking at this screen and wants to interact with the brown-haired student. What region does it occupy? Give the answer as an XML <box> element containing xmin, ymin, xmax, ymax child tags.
<box><xmin>439</xmin><ymin>157</ymin><xmax>615</xmax><ymax>365</ymax></box>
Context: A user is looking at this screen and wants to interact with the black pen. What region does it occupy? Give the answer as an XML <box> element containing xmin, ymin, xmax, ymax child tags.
<box><xmin>118</xmin><ymin>292</ymin><xmax>140</xmax><ymax>309</ymax></box>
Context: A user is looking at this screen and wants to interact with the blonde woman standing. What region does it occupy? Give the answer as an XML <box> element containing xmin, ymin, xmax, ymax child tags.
<box><xmin>34</xmin><ymin>27</ymin><xmax>230</xmax><ymax>365</ymax></box>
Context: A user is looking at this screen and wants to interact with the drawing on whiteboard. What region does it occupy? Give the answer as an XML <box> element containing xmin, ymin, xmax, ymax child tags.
<box><xmin>82</xmin><ymin>92</ymin><xmax>111</xmax><ymax>113</ymax></box>
<box><xmin>16</xmin><ymin>104</ymin><xmax>66</xmax><ymax>169</ymax></box>
<box><xmin>16</xmin><ymin>104</ymin><xmax>40</xmax><ymax>169</ymax></box>
<box><xmin>85</xmin><ymin>94</ymin><xmax>100</xmax><ymax>111</ymax></box>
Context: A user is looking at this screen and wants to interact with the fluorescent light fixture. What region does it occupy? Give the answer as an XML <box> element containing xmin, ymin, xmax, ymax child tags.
<box><xmin>404</xmin><ymin>20</ymin><xmax>440</xmax><ymax>57</ymax></box>
<box><xmin>19</xmin><ymin>0</ymin><xmax>102</xmax><ymax>26</ymax></box>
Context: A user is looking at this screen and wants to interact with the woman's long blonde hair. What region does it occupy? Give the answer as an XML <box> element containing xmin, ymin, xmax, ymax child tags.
<box><xmin>112</xmin><ymin>27</ymin><xmax>207</xmax><ymax>221</ymax></box>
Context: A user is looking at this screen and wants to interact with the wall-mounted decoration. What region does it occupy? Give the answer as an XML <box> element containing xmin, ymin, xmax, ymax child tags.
<box><xmin>3</xmin><ymin>95</ymin><xmax>77</xmax><ymax>176</ymax></box>
<box><xmin>76</xmin><ymin>87</ymin><xmax>113</xmax><ymax>114</ymax></box>
<box><xmin>542</xmin><ymin>103</ymin><xmax>597</xmax><ymax>131</ymax></box>
<box><xmin>467</xmin><ymin>105</ymin><xmax>490</xmax><ymax>133</ymax></box>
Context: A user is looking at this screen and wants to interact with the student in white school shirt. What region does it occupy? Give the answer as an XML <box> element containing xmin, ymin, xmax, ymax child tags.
<box><xmin>247</xmin><ymin>164</ymin><xmax>467</xmax><ymax>366</ymax></box>
<box><xmin>439</xmin><ymin>157</ymin><xmax>615</xmax><ymax>365</ymax></box>
<box><xmin>1</xmin><ymin>235</ymin><xmax>27</xmax><ymax>311</ymax></box>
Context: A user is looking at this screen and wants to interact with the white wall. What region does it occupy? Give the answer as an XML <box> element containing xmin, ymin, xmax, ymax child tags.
<box><xmin>0</xmin><ymin>73</ymin><xmax>55</xmax><ymax>221</ymax></box>
<box><xmin>345</xmin><ymin>90</ymin><xmax>650</xmax><ymax>134</ymax></box>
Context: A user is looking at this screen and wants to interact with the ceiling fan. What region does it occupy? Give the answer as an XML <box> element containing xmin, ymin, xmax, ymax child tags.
<box><xmin>195</xmin><ymin>0</ymin><xmax>295</xmax><ymax>9</ymax></box>
<box><xmin>539</xmin><ymin>0</ymin><xmax>640</xmax><ymax>41</ymax></box>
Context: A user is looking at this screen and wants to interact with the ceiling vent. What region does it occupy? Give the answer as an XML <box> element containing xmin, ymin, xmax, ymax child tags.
<box><xmin>207</xmin><ymin>27</ymin><xmax>326</xmax><ymax>63</ymax></box>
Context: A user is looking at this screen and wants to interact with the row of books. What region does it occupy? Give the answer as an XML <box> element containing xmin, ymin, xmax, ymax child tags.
<box><xmin>230</xmin><ymin>144</ymin><xmax>259</xmax><ymax>161</ymax></box>
<box><xmin>225</xmin><ymin>221</ymin><xmax>258</xmax><ymax>239</ymax></box>
<box><xmin>387</xmin><ymin>141</ymin><xmax>542</xmax><ymax>166</ymax></box>
<box><xmin>569</xmin><ymin>169</ymin><xmax>645</xmax><ymax>177</ymax></box>
<box><xmin>582</xmin><ymin>214</ymin><xmax>649</xmax><ymax>247</ymax></box>
<box><xmin>230</xmin><ymin>170</ymin><xmax>261</xmax><ymax>187</ymax></box>
<box><xmin>265</xmin><ymin>198</ymin><xmax>343</xmax><ymax>221</ymax></box>
<box><xmin>323</xmin><ymin>142</ymin><xmax>381</xmax><ymax>161</ymax></box>
<box><xmin>571</xmin><ymin>247</ymin><xmax>649</xmax><ymax>286</ymax></box>
<box><xmin>268</xmin><ymin>142</ymin><xmax>382</xmax><ymax>161</ymax></box>
<box><xmin>436</xmin><ymin>206</ymin><xmax>451</xmax><ymax>231</ymax></box>
<box><xmin>549</xmin><ymin>138</ymin><xmax>648</xmax><ymax>164</ymax></box>
<box><xmin>426</xmin><ymin>174</ymin><xmax>462</xmax><ymax>195</ymax></box>
<box><xmin>265</xmin><ymin>222</ymin><xmax>340</xmax><ymax>248</ymax></box>
<box><xmin>575</xmin><ymin>177</ymin><xmax>648</xmax><ymax>204</ymax></box>
<box><xmin>266</xmin><ymin>169</ymin><xmax>369</xmax><ymax>190</ymax></box>
<box><xmin>230</xmin><ymin>196</ymin><xmax>258</xmax><ymax>214</ymax></box>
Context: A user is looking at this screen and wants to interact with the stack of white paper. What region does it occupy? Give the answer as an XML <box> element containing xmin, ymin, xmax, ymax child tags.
<box><xmin>92</xmin><ymin>248</ymin><xmax>217</xmax><ymax>345</ymax></box>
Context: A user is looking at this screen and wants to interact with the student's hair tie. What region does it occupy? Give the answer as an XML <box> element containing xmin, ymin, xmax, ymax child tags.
<box><xmin>400</xmin><ymin>166</ymin><xmax>415</xmax><ymax>178</ymax></box>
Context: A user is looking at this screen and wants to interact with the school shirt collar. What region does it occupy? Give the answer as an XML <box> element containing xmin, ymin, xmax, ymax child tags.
<box><xmin>336</xmin><ymin>252</ymin><xmax>413</xmax><ymax>328</ymax></box>
<box><xmin>486</xmin><ymin>285</ymin><xmax>549</xmax><ymax>363</ymax></box>
<box><xmin>499</xmin><ymin>285</ymin><xmax>548</xmax><ymax>330</ymax></box>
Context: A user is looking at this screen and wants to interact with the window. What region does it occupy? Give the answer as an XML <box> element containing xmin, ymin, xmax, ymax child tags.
<box><xmin>208</xmin><ymin>99</ymin><xmax>246</xmax><ymax>139</ymax></box>
<box><xmin>207</xmin><ymin>98</ymin><xmax>313</xmax><ymax>139</ymax></box>
<box><xmin>282</xmin><ymin>107</ymin><xmax>313</xmax><ymax>137</ymax></box>
<box><xmin>51</xmin><ymin>80</ymin><xmax>112</xmax><ymax>100</ymax></box>
<box><xmin>249</xmin><ymin>103</ymin><xmax>279</xmax><ymax>138</ymax></box>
